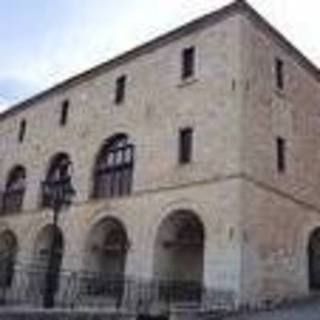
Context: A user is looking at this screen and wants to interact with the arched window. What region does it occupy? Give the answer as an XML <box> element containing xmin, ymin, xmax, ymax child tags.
<box><xmin>2</xmin><ymin>166</ymin><xmax>26</xmax><ymax>214</ymax></box>
<box><xmin>93</xmin><ymin>134</ymin><xmax>134</xmax><ymax>199</ymax></box>
<box><xmin>41</xmin><ymin>153</ymin><xmax>73</xmax><ymax>208</ymax></box>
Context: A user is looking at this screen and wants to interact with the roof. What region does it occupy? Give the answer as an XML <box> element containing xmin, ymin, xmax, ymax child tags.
<box><xmin>0</xmin><ymin>0</ymin><xmax>319</xmax><ymax>122</ymax></box>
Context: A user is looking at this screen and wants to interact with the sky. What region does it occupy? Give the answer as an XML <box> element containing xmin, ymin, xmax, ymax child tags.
<box><xmin>0</xmin><ymin>0</ymin><xmax>319</xmax><ymax>112</ymax></box>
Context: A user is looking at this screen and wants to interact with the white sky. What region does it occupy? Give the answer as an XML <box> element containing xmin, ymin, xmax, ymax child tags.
<box><xmin>0</xmin><ymin>0</ymin><xmax>319</xmax><ymax>111</ymax></box>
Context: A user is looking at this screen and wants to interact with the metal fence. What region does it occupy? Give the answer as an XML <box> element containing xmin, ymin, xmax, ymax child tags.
<box><xmin>0</xmin><ymin>267</ymin><xmax>237</xmax><ymax>314</ymax></box>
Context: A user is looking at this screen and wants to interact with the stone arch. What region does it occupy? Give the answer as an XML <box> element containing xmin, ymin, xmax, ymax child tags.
<box><xmin>84</xmin><ymin>216</ymin><xmax>129</xmax><ymax>298</ymax></box>
<box><xmin>153</xmin><ymin>210</ymin><xmax>205</xmax><ymax>302</ymax></box>
<box><xmin>308</xmin><ymin>227</ymin><xmax>320</xmax><ymax>290</ymax></box>
<box><xmin>0</xmin><ymin>230</ymin><xmax>18</xmax><ymax>288</ymax></box>
<box><xmin>33</xmin><ymin>224</ymin><xmax>64</xmax><ymax>268</ymax></box>
<box><xmin>32</xmin><ymin>224</ymin><xmax>64</xmax><ymax>295</ymax></box>
<box><xmin>85</xmin><ymin>216</ymin><xmax>129</xmax><ymax>275</ymax></box>
<box><xmin>92</xmin><ymin>133</ymin><xmax>134</xmax><ymax>199</ymax></box>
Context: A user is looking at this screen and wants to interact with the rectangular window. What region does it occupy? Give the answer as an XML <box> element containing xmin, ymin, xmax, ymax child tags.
<box><xmin>275</xmin><ymin>58</ymin><xmax>284</xmax><ymax>90</ymax></box>
<box><xmin>115</xmin><ymin>75</ymin><xmax>126</xmax><ymax>104</ymax></box>
<box><xmin>18</xmin><ymin>119</ymin><xmax>26</xmax><ymax>143</ymax></box>
<box><xmin>60</xmin><ymin>100</ymin><xmax>69</xmax><ymax>126</ymax></box>
<box><xmin>182</xmin><ymin>47</ymin><xmax>195</xmax><ymax>79</ymax></box>
<box><xmin>276</xmin><ymin>136</ymin><xmax>286</xmax><ymax>173</ymax></box>
<box><xmin>179</xmin><ymin>127</ymin><xmax>193</xmax><ymax>164</ymax></box>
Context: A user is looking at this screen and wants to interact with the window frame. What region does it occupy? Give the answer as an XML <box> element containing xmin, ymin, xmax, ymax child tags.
<box><xmin>93</xmin><ymin>135</ymin><xmax>134</xmax><ymax>199</ymax></box>
<box><xmin>276</xmin><ymin>136</ymin><xmax>286</xmax><ymax>173</ymax></box>
<box><xmin>179</xmin><ymin>127</ymin><xmax>193</xmax><ymax>164</ymax></box>
<box><xmin>41</xmin><ymin>153</ymin><xmax>73</xmax><ymax>208</ymax></box>
<box><xmin>60</xmin><ymin>100</ymin><xmax>69</xmax><ymax>126</ymax></box>
<box><xmin>275</xmin><ymin>57</ymin><xmax>284</xmax><ymax>91</ymax></box>
<box><xmin>181</xmin><ymin>47</ymin><xmax>195</xmax><ymax>80</ymax></box>
<box><xmin>115</xmin><ymin>75</ymin><xmax>127</xmax><ymax>105</ymax></box>
<box><xmin>18</xmin><ymin>119</ymin><xmax>26</xmax><ymax>143</ymax></box>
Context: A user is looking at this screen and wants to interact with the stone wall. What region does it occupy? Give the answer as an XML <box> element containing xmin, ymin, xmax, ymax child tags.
<box><xmin>0</xmin><ymin>14</ymin><xmax>242</xmax><ymax>211</ymax></box>
<box><xmin>239</xmin><ymin>14</ymin><xmax>320</xmax><ymax>305</ymax></box>
<box><xmin>0</xmin><ymin>11</ymin><xmax>245</xmax><ymax>303</ymax></box>
<box><xmin>0</xmin><ymin>177</ymin><xmax>243</xmax><ymax>296</ymax></box>
<box><xmin>0</xmin><ymin>1</ymin><xmax>319</xmax><ymax>309</ymax></box>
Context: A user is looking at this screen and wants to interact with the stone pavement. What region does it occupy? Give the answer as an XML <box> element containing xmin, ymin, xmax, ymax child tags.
<box><xmin>223</xmin><ymin>299</ymin><xmax>320</xmax><ymax>320</ymax></box>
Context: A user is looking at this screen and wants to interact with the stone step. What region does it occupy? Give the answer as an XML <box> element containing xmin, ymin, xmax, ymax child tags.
<box><xmin>0</xmin><ymin>310</ymin><xmax>135</xmax><ymax>320</ymax></box>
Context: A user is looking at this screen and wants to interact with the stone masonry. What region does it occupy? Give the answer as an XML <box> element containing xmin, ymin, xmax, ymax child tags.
<box><xmin>0</xmin><ymin>0</ymin><xmax>319</xmax><ymax>309</ymax></box>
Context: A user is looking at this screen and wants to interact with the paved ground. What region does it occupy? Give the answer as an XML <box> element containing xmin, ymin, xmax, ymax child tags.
<box><xmin>223</xmin><ymin>299</ymin><xmax>320</xmax><ymax>320</ymax></box>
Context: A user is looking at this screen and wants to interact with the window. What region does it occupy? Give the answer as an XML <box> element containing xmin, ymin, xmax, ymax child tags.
<box><xmin>60</xmin><ymin>100</ymin><xmax>69</xmax><ymax>126</ymax></box>
<box><xmin>18</xmin><ymin>119</ymin><xmax>26</xmax><ymax>143</ymax></box>
<box><xmin>276</xmin><ymin>136</ymin><xmax>286</xmax><ymax>173</ymax></box>
<box><xmin>41</xmin><ymin>153</ymin><xmax>73</xmax><ymax>208</ymax></box>
<box><xmin>115</xmin><ymin>75</ymin><xmax>126</xmax><ymax>104</ymax></box>
<box><xmin>275</xmin><ymin>58</ymin><xmax>284</xmax><ymax>90</ymax></box>
<box><xmin>182</xmin><ymin>47</ymin><xmax>195</xmax><ymax>79</ymax></box>
<box><xmin>179</xmin><ymin>127</ymin><xmax>193</xmax><ymax>164</ymax></box>
<box><xmin>93</xmin><ymin>134</ymin><xmax>134</xmax><ymax>199</ymax></box>
<box><xmin>2</xmin><ymin>166</ymin><xmax>26</xmax><ymax>214</ymax></box>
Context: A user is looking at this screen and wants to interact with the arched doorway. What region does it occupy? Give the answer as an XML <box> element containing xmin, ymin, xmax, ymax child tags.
<box><xmin>154</xmin><ymin>210</ymin><xmax>205</xmax><ymax>302</ymax></box>
<box><xmin>0</xmin><ymin>230</ymin><xmax>17</xmax><ymax>289</ymax></box>
<box><xmin>33</xmin><ymin>225</ymin><xmax>64</xmax><ymax>297</ymax></box>
<box><xmin>84</xmin><ymin>217</ymin><xmax>129</xmax><ymax>302</ymax></box>
<box><xmin>308</xmin><ymin>227</ymin><xmax>320</xmax><ymax>290</ymax></box>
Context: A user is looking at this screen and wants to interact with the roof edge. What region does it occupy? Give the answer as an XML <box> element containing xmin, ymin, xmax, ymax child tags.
<box><xmin>0</xmin><ymin>0</ymin><xmax>319</xmax><ymax>122</ymax></box>
<box><xmin>239</xmin><ymin>0</ymin><xmax>320</xmax><ymax>82</ymax></box>
<box><xmin>0</xmin><ymin>0</ymin><xmax>243</xmax><ymax>122</ymax></box>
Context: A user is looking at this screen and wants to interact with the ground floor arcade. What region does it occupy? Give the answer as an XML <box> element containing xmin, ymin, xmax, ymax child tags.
<box><xmin>0</xmin><ymin>180</ymin><xmax>319</xmax><ymax>309</ymax></box>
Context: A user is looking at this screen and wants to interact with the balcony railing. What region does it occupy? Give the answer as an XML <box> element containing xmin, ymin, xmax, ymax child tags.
<box><xmin>0</xmin><ymin>267</ymin><xmax>236</xmax><ymax>313</ymax></box>
<box><xmin>1</xmin><ymin>189</ymin><xmax>24</xmax><ymax>215</ymax></box>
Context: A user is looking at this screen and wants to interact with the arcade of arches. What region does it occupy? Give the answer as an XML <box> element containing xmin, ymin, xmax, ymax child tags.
<box><xmin>0</xmin><ymin>210</ymin><xmax>205</xmax><ymax>294</ymax></box>
<box><xmin>1</xmin><ymin>215</ymin><xmax>320</xmax><ymax>297</ymax></box>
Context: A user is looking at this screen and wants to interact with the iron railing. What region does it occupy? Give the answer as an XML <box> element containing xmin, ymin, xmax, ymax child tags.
<box><xmin>0</xmin><ymin>267</ymin><xmax>236</xmax><ymax>313</ymax></box>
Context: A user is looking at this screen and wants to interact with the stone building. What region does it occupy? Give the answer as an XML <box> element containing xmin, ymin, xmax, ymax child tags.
<box><xmin>0</xmin><ymin>0</ymin><xmax>319</xmax><ymax>310</ymax></box>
